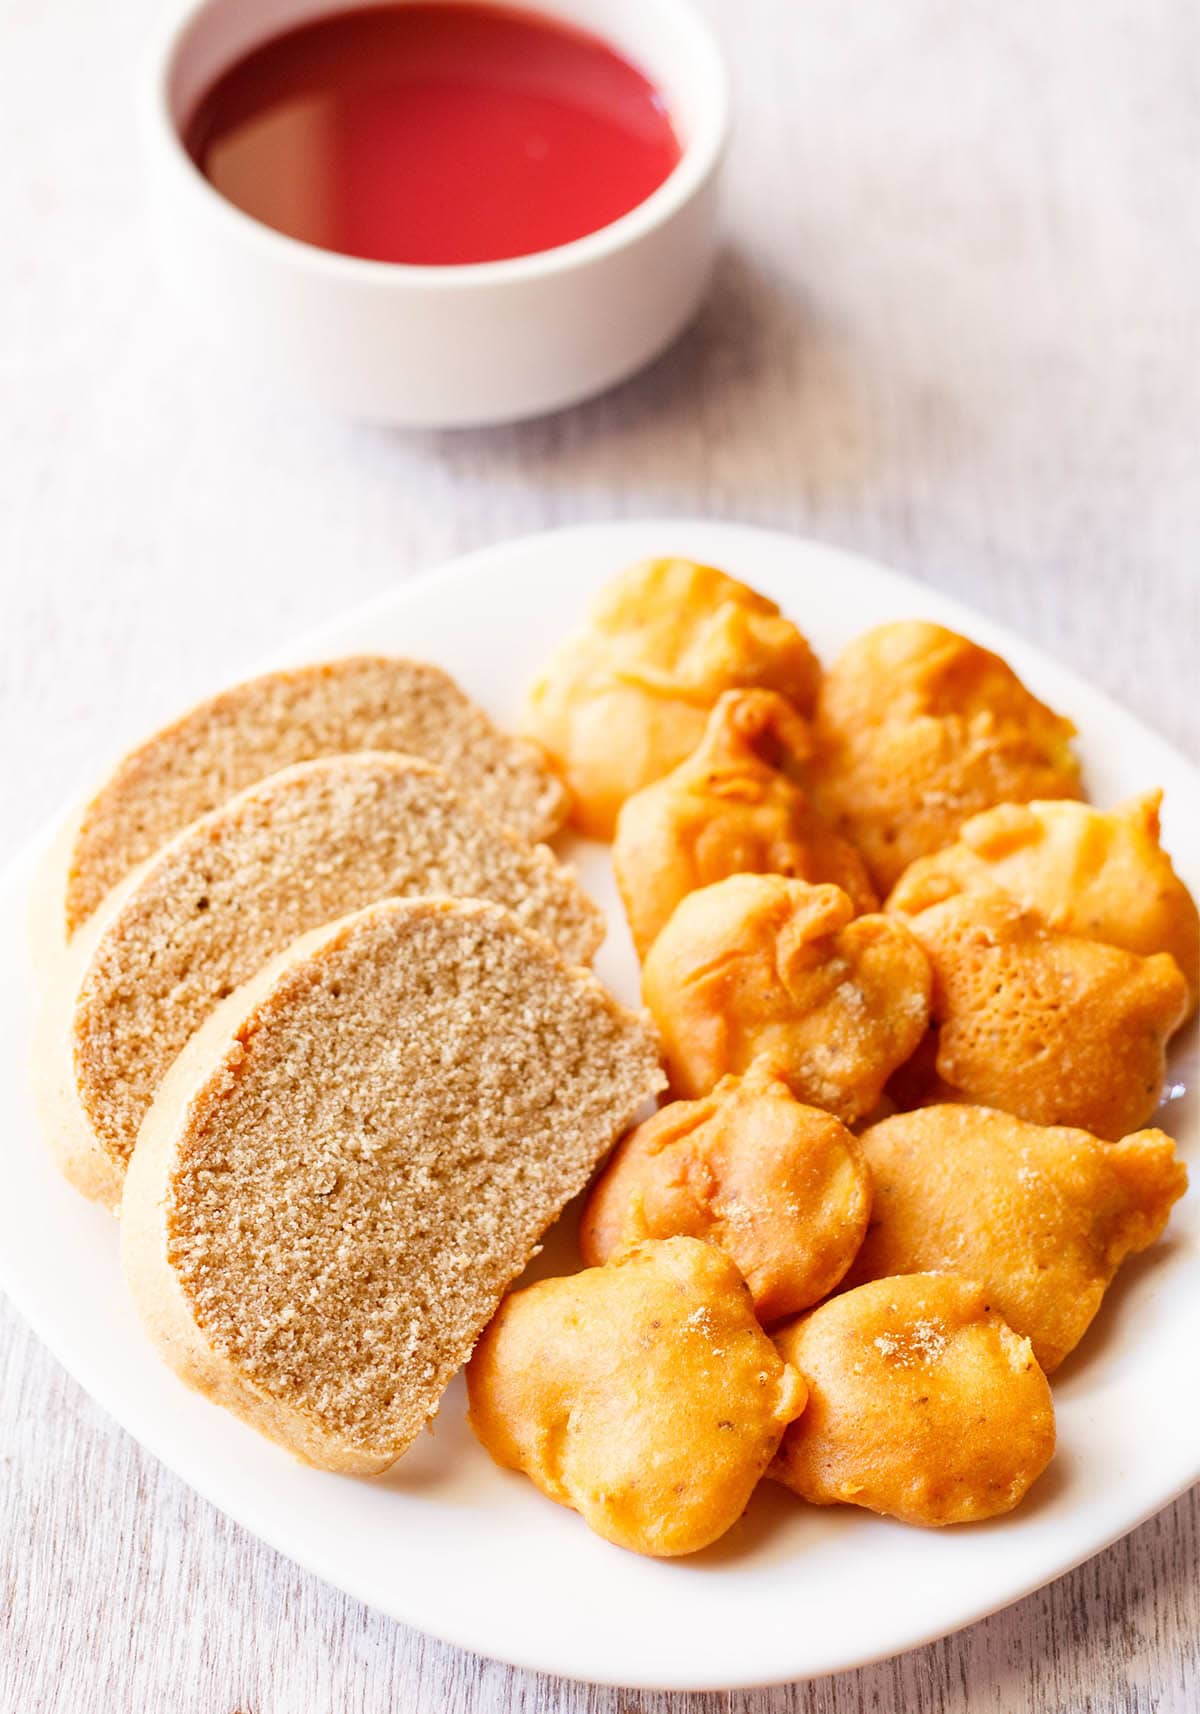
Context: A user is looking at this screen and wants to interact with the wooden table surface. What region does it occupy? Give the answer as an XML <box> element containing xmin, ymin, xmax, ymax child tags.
<box><xmin>3</xmin><ymin>0</ymin><xmax>1198</xmax><ymax>1707</ymax></box>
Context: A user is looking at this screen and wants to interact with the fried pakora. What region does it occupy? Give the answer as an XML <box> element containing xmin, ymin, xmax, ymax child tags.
<box><xmin>844</xmin><ymin>1105</ymin><xmax>1187</xmax><ymax>1371</ymax></box>
<box><xmin>580</xmin><ymin>1061</ymin><xmax>872</xmax><ymax>1323</ymax></box>
<box><xmin>771</xmin><ymin>1273</ymin><xmax>1056</xmax><ymax>1526</ymax></box>
<box><xmin>905</xmin><ymin>892</ymin><xmax>1188</xmax><ymax>1137</ymax></box>
<box><xmin>466</xmin><ymin>1237</ymin><xmax>806</xmax><ymax>1557</ymax></box>
<box><xmin>642</xmin><ymin>875</ymin><xmax>931</xmax><ymax>1121</ymax></box>
<box><xmin>613</xmin><ymin>688</ymin><xmax>876</xmax><ymax>958</ymax></box>
<box><xmin>888</xmin><ymin>792</ymin><xmax>1200</xmax><ymax>1013</ymax></box>
<box><xmin>523</xmin><ymin>559</ymin><xmax>822</xmax><ymax>839</ymax></box>
<box><xmin>810</xmin><ymin>621</ymin><xmax>1082</xmax><ymax>891</ymax></box>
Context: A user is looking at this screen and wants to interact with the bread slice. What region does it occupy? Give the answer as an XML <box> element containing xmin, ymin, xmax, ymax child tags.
<box><xmin>38</xmin><ymin>752</ymin><xmax>603</xmax><ymax>1208</ymax></box>
<box><xmin>48</xmin><ymin>656</ymin><xmax>569</xmax><ymax>944</ymax></box>
<box><xmin>120</xmin><ymin>897</ymin><xmax>664</xmax><ymax>1474</ymax></box>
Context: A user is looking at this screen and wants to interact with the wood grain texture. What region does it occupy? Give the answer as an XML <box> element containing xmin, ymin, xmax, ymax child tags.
<box><xmin>2</xmin><ymin>0</ymin><xmax>1198</xmax><ymax>1707</ymax></box>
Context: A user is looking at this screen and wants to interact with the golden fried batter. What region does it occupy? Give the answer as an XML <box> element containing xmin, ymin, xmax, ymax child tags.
<box><xmin>811</xmin><ymin>621</ymin><xmax>1082</xmax><ymax>892</ymax></box>
<box><xmin>642</xmin><ymin>875</ymin><xmax>931</xmax><ymax>1121</ymax></box>
<box><xmin>523</xmin><ymin>560</ymin><xmax>822</xmax><ymax>839</ymax></box>
<box><xmin>613</xmin><ymin>688</ymin><xmax>877</xmax><ymax>958</ymax></box>
<box><xmin>844</xmin><ymin>1105</ymin><xmax>1187</xmax><ymax>1371</ymax></box>
<box><xmin>888</xmin><ymin>792</ymin><xmax>1200</xmax><ymax>1013</ymax></box>
<box><xmin>771</xmin><ymin>1274</ymin><xmax>1056</xmax><ymax>1526</ymax></box>
<box><xmin>580</xmin><ymin>1062</ymin><xmax>872</xmax><ymax>1323</ymax></box>
<box><xmin>906</xmin><ymin>893</ymin><xmax>1189</xmax><ymax>1137</ymax></box>
<box><xmin>466</xmin><ymin>1237</ymin><xmax>806</xmax><ymax>1557</ymax></box>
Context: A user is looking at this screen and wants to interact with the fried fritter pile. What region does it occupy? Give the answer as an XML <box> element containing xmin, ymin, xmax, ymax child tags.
<box><xmin>466</xmin><ymin>1237</ymin><xmax>806</xmax><ymax>1557</ymax></box>
<box><xmin>642</xmin><ymin>875</ymin><xmax>931</xmax><ymax>1121</ymax></box>
<box><xmin>845</xmin><ymin>1106</ymin><xmax>1187</xmax><ymax>1370</ymax></box>
<box><xmin>901</xmin><ymin>893</ymin><xmax>1188</xmax><ymax>1136</ymax></box>
<box><xmin>888</xmin><ymin>792</ymin><xmax>1200</xmax><ymax>1013</ymax></box>
<box><xmin>771</xmin><ymin>1274</ymin><xmax>1056</xmax><ymax>1526</ymax></box>
<box><xmin>495</xmin><ymin>572</ymin><xmax>1192</xmax><ymax>1559</ymax></box>
<box><xmin>581</xmin><ymin>1061</ymin><xmax>871</xmax><ymax>1323</ymax></box>
<box><xmin>810</xmin><ymin>621</ymin><xmax>1082</xmax><ymax>891</ymax></box>
<box><xmin>523</xmin><ymin>559</ymin><xmax>821</xmax><ymax>839</ymax></box>
<box><xmin>614</xmin><ymin>688</ymin><xmax>876</xmax><ymax>958</ymax></box>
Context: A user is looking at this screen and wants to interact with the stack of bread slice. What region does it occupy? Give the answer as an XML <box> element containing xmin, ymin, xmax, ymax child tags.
<box><xmin>34</xmin><ymin>658</ymin><xmax>664</xmax><ymax>1472</ymax></box>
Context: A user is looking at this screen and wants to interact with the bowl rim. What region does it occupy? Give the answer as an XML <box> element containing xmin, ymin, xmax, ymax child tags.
<box><xmin>143</xmin><ymin>0</ymin><xmax>731</xmax><ymax>290</ymax></box>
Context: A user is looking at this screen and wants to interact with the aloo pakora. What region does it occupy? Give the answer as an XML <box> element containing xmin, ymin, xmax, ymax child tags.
<box><xmin>580</xmin><ymin>1061</ymin><xmax>872</xmax><ymax>1323</ymax></box>
<box><xmin>523</xmin><ymin>559</ymin><xmax>822</xmax><ymax>839</ymax></box>
<box><xmin>810</xmin><ymin>621</ymin><xmax>1082</xmax><ymax>891</ymax></box>
<box><xmin>771</xmin><ymin>1273</ymin><xmax>1056</xmax><ymax>1527</ymax></box>
<box><xmin>844</xmin><ymin>1105</ymin><xmax>1187</xmax><ymax>1371</ymax></box>
<box><xmin>466</xmin><ymin>1237</ymin><xmax>807</xmax><ymax>1557</ymax></box>
<box><xmin>642</xmin><ymin>875</ymin><xmax>931</xmax><ymax>1121</ymax></box>
<box><xmin>906</xmin><ymin>892</ymin><xmax>1188</xmax><ymax>1137</ymax></box>
<box><xmin>614</xmin><ymin>688</ymin><xmax>876</xmax><ymax>958</ymax></box>
<box><xmin>888</xmin><ymin>792</ymin><xmax>1200</xmax><ymax>1013</ymax></box>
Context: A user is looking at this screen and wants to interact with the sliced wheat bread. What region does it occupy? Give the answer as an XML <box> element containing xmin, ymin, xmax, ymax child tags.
<box><xmin>120</xmin><ymin>897</ymin><xmax>664</xmax><ymax>1474</ymax></box>
<box><xmin>48</xmin><ymin>656</ymin><xmax>569</xmax><ymax>944</ymax></box>
<box><xmin>37</xmin><ymin>752</ymin><xmax>603</xmax><ymax>1208</ymax></box>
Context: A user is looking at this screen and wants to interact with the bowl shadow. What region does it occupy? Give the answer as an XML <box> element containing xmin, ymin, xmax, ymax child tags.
<box><xmin>363</xmin><ymin>242</ymin><xmax>909</xmax><ymax>511</ymax></box>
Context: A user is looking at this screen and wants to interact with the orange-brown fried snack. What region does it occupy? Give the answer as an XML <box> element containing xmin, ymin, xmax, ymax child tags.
<box><xmin>844</xmin><ymin>1105</ymin><xmax>1187</xmax><ymax>1371</ymax></box>
<box><xmin>771</xmin><ymin>1273</ymin><xmax>1055</xmax><ymax>1527</ymax></box>
<box><xmin>466</xmin><ymin>1237</ymin><xmax>806</xmax><ymax>1557</ymax></box>
<box><xmin>888</xmin><ymin>792</ymin><xmax>1200</xmax><ymax>1013</ymax></box>
<box><xmin>613</xmin><ymin>688</ymin><xmax>876</xmax><ymax>958</ymax></box>
<box><xmin>580</xmin><ymin>1061</ymin><xmax>871</xmax><ymax>1323</ymax></box>
<box><xmin>522</xmin><ymin>559</ymin><xmax>822</xmax><ymax>839</ymax></box>
<box><xmin>810</xmin><ymin>621</ymin><xmax>1082</xmax><ymax>892</ymax></box>
<box><xmin>642</xmin><ymin>875</ymin><xmax>931</xmax><ymax>1121</ymax></box>
<box><xmin>906</xmin><ymin>892</ymin><xmax>1189</xmax><ymax>1137</ymax></box>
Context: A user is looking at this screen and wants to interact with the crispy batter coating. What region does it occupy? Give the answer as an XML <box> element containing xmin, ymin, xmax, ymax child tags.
<box><xmin>466</xmin><ymin>1237</ymin><xmax>807</xmax><ymax>1557</ymax></box>
<box><xmin>888</xmin><ymin>792</ymin><xmax>1200</xmax><ymax>1013</ymax></box>
<box><xmin>642</xmin><ymin>875</ymin><xmax>931</xmax><ymax>1121</ymax></box>
<box><xmin>811</xmin><ymin>621</ymin><xmax>1082</xmax><ymax>891</ymax></box>
<box><xmin>523</xmin><ymin>560</ymin><xmax>822</xmax><ymax>839</ymax></box>
<box><xmin>613</xmin><ymin>689</ymin><xmax>877</xmax><ymax>958</ymax></box>
<box><xmin>771</xmin><ymin>1274</ymin><xmax>1056</xmax><ymax>1526</ymax></box>
<box><xmin>844</xmin><ymin>1106</ymin><xmax>1187</xmax><ymax>1371</ymax></box>
<box><xmin>580</xmin><ymin>1062</ymin><xmax>872</xmax><ymax>1323</ymax></box>
<box><xmin>906</xmin><ymin>893</ymin><xmax>1189</xmax><ymax>1137</ymax></box>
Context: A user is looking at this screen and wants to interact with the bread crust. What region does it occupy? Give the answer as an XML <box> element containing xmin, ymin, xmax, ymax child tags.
<box><xmin>37</xmin><ymin>753</ymin><xmax>602</xmax><ymax>1207</ymax></box>
<box><xmin>54</xmin><ymin>656</ymin><xmax>569</xmax><ymax>942</ymax></box>
<box><xmin>121</xmin><ymin>924</ymin><xmax>403</xmax><ymax>1472</ymax></box>
<box><xmin>120</xmin><ymin>898</ymin><xmax>664</xmax><ymax>1473</ymax></box>
<box><xmin>32</xmin><ymin>860</ymin><xmax>146</xmax><ymax>1209</ymax></box>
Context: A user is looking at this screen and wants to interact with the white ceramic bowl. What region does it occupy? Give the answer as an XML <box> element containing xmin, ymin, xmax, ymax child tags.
<box><xmin>142</xmin><ymin>0</ymin><xmax>729</xmax><ymax>427</ymax></box>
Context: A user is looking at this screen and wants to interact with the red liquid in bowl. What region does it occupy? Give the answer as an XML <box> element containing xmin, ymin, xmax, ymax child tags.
<box><xmin>184</xmin><ymin>3</ymin><xmax>683</xmax><ymax>266</ymax></box>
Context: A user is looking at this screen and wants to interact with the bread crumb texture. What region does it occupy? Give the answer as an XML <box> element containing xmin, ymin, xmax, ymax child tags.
<box><xmin>161</xmin><ymin>899</ymin><xmax>663</xmax><ymax>1464</ymax></box>
<box><xmin>66</xmin><ymin>656</ymin><xmax>568</xmax><ymax>933</ymax></box>
<box><xmin>74</xmin><ymin>753</ymin><xmax>600</xmax><ymax>1169</ymax></box>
